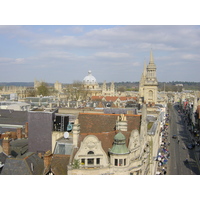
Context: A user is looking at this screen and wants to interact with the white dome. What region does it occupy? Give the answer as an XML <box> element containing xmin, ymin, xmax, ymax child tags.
<box><xmin>83</xmin><ymin>70</ymin><xmax>97</xmax><ymax>85</ymax></box>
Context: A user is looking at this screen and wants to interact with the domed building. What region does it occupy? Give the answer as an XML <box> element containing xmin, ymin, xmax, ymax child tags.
<box><xmin>82</xmin><ymin>70</ymin><xmax>116</xmax><ymax>97</ymax></box>
<box><xmin>82</xmin><ymin>70</ymin><xmax>102</xmax><ymax>96</ymax></box>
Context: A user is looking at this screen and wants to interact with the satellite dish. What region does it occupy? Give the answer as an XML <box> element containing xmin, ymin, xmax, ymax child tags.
<box><xmin>67</xmin><ymin>123</ymin><xmax>73</xmax><ymax>131</ymax></box>
<box><xmin>64</xmin><ymin>131</ymin><xmax>69</xmax><ymax>139</ymax></box>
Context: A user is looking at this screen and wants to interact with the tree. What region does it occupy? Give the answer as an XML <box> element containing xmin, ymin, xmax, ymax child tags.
<box><xmin>72</xmin><ymin>159</ymin><xmax>80</xmax><ymax>169</ymax></box>
<box><xmin>37</xmin><ymin>82</ymin><xmax>50</xmax><ymax>96</ymax></box>
<box><xmin>65</xmin><ymin>81</ymin><xmax>88</xmax><ymax>101</ymax></box>
<box><xmin>26</xmin><ymin>88</ymin><xmax>37</xmax><ymax>97</ymax></box>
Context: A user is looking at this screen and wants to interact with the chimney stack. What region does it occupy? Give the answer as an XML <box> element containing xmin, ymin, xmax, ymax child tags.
<box><xmin>25</xmin><ymin>122</ymin><xmax>28</xmax><ymax>137</ymax></box>
<box><xmin>72</xmin><ymin>119</ymin><xmax>80</xmax><ymax>147</ymax></box>
<box><xmin>17</xmin><ymin>128</ymin><xmax>22</xmax><ymax>139</ymax></box>
<box><xmin>44</xmin><ymin>150</ymin><xmax>53</xmax><ymax>169</ymax></box>
<box><xmin>3</xmin><ymin>137</ymin><xmax>11</xmax><ymax>156</ymax></box>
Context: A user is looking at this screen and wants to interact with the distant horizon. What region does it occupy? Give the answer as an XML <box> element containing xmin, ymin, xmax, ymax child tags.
<box><xmin>1</xmin><ymin>80</ymin><xmax>200</xmax><ymax>85</ymax></box>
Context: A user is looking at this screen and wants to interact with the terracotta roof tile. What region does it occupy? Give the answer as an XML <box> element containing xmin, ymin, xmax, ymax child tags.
<box><xmin>91</xmin><ymin>96</ymin><xmax>104</xmax><ymax>101</ymax></box>
<box><xmin>77</xmin><ymin>113</ymin><xmax>141</xmax><ymax>155</ymax></box>
<box><xmin>104</xmin><ymin>96</ymin><xmax>119</xmax><ymax>102</ymax></box>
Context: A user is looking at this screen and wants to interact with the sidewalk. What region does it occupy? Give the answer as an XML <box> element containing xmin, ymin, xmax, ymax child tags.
<box><xmin>156</xmin><ymin>117</ymin><xmax>170</xmax><ymax>175</ymax></box>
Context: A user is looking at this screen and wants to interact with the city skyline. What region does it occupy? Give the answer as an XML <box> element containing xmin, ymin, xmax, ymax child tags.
<box><xmin>0</xmin><ymin>25</ymin><xmax>200</xmax><ymax>84</ymax></box>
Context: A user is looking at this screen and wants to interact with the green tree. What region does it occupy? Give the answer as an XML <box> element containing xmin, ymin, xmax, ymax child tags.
<box><xmin>65</xmin><ymin>81</ymin><xmax>88</xmax><ymax>101</ymax></box>
<box><xmin>37</xmin><ymin>82</ymin><xmax>50</xmax><ymax>96</ymax></box>
<box><xmin>26</xmin><ymin>88</ymin><xmax>37</xmax><ymax>97</ymax></box>
<box><xmin>72</xmin><ymin>159</ymin><xmax>80</xmax><ymax>169</ymax></box>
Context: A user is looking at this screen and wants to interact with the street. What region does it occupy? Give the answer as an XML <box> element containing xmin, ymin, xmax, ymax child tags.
<box><xmin>167</xmin><ymin>104</ymin><xmax>200</xmax><ymax>175</ymax></box>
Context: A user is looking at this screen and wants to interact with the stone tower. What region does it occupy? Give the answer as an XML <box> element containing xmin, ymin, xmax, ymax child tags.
<box><xmin>141</xmin><ymin>50</ymin><xmax>158</xmax><ymax>104</ymax></box>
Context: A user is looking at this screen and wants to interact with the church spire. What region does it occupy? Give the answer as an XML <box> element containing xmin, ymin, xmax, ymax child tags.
<box><xmin>149</xmin><ymin>49</ymin><xmax>154</xmax><ymax>64</ymax></box>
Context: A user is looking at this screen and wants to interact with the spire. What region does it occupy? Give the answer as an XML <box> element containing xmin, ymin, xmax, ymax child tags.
<box><xmin>143</xmin><ymin>59</ymin><xmax>147</xmax><ymax>77</ymax></box>
<box><xmin>149</xmin><ymin>49</ymin><xmax>154</xmax><ymax>64</ymax></box>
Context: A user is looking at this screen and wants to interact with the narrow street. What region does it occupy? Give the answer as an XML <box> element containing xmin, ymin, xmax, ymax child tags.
<box><xmin>167</xmin><ymin>104</ymin><xmax>200</xmax><ymax>175</ymax></box>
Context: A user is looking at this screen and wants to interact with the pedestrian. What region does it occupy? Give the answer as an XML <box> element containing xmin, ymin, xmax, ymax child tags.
<box><xmin>178</xmin><ymin>139</ymin><xmax>179</xmax><ymax>144</ymax></box>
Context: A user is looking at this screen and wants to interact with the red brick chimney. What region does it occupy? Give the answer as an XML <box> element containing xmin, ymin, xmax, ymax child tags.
<box><xmin>2</xmin><ymin>138</ymin><xmax>11</xmax><ymax>156</ymax></box>
<box><xmin>44</xmin><ymin>150</ymin><xmax>53</xmax><ymax>169</ymax></box>
<box><xmin>17</xmin><ymin>128</ymin><xmax>22</xmax><ymax>139</ymax></box>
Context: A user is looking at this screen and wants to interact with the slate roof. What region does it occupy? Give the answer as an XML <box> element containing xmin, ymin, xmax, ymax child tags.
<box><xmin>0</xmin><ymin>109</ymin><xmax>28</xmax><ymax>125</ymax></box>
<box><xmin>0</xmin><ymin>152</ymin><xmax>8</xmax><ymax>164</ymax></box>
<box><xmin>104</xmin><ymin>108</ymin><xmax>137</xmax><ymax>114</ymax></box>
<box><xmin>10</xmin><ymin>139</ymin><xmax>28</xmax><ymax>157</ymax></box>
<box><xmin>1</xmin><ymin>152</ymin><xmax>44</xmax><ymax>175</ymax></box>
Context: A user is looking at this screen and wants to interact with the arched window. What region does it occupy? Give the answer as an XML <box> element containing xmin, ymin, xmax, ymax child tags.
<box><xmin>148</xmin><ymin>90</ymin><xmax>153</xmax><ymax>100</ymax></box>
<box><xmin>88</xmin><ymin>151</ymin><xmax>94</xmax><ymax>154</ymax></box>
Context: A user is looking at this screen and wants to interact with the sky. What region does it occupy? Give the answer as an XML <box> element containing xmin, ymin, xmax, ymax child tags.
<box><xmin>0</xmin><ymin>25</ymin><xmax>200</xmax><ymax>84</ymax></box>
<box><xmin>0</xmin><ymin>2</ymin><xmax>200</xmax><ymax>84</ymax></box>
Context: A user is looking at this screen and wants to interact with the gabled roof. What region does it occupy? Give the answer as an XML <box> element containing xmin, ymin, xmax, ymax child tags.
<box><xmin>103</xmin><ymin>96</ymin><xmax>118</xmax><ymax>102</ymax></box>
<box><xmin>78</xmin><ymin>113</ymin><xmax>141</xmax><ymax>133</ymax></box>
<box><xmin>118</xmin><ymin>97</ymin><xmax>128</xmax><ymax>101</ymax></box>
<box><xmin>1</xmin><ymin>152</ymin><xmax>44</xmax><ymax>175</ymax></box>
<box><xmin>78</xmin><ymin>131</ymin><xmax>131</xmax><ymax>155</ymax></box>
<box><xmin>91</xmin><ymin>96</ymin><xmax>104</xmax><ymax>101</ymax></box>
<box><xmin>51</xmin><ymin>154</ymin><xmax>70</xmax><ymax>175</ymax></box>
<box><xmin>96</xmin><ymin>101</ymin><xmax>105</xmax><ymax>108</ymax></box>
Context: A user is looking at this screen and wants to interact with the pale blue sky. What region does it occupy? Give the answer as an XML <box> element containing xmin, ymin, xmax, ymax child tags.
<box><xmin>0</xmin><ymin>25</ymin><xmax>200</xmax><ymax>83</ymax></box>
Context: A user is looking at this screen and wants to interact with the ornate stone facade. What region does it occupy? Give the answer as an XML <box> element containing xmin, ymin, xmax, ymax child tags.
<box><xmin>68</xmin><ymin>108</ymin><xmax>151</xmax><ymax>175</ymax></box>
<box><xmin>139</xmin><ymin>50</ymin><xmax>158</xmax><ymax>104</ymax></box>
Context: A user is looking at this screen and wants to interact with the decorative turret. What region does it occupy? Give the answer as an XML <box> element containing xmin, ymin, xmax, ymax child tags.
<box><xmin>109</xmin><ymin>131</ymin><xmax>129</xmax><ymax>155</ymax></box>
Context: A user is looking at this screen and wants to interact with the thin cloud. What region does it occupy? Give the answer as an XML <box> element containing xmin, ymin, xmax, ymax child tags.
<box><xmin>94</xmin><ymin>52</ymin><xmax>130</xmax><ymax>58</ymax></box>
<box><xmin>0</xmin><ymin>25</ymin><xmax>200</xmax><ymax>82</ymax></box>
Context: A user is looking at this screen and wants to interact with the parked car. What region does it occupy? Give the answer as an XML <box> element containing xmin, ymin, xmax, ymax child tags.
<box><xmin>187</xmin><ymin>143</ymin><xmax>195</xmax><ymax>149</ymax></box>
<box><xmin>172</xmin><ymin>135</ymin><xmax>177</xmax><ymax>139</ymax></box>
